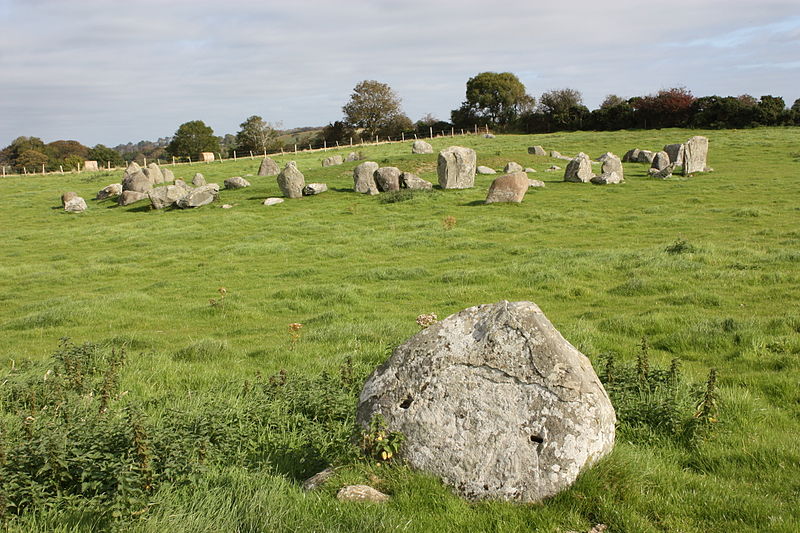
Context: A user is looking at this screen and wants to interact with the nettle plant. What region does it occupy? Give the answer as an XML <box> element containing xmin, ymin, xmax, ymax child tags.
<box><xmin>360</xmin><ymin>414</ymin><xmax>405</xmax><ymax>464</ymax></box>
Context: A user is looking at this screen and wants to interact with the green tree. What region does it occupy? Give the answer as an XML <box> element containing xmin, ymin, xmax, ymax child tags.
<box><xmin>235</xmin><ymin>115</ymin><xmax>279</xmax><ymax>154</ymax></box>
<box><xmin>537</xmin><ymin>88</ymin><xmax>589</xmax><ymax>131</ymax></box>
<box><xmin>451</xmin><ymin>72</ymin><xmax>534</xmax><ymax>129</ymax></box>
<box><xmin>87</xmin><ymin>144</ymin><xmax>125</xmax><ymax>167</ymax></box>
<box><xmin>16</xmin><ymin>149</ymin><xmax>49</xmax><ymax>172</ymax></box>
<box><xmin>755</xmin><ymin>95</ymin><xmax>788</xmax><ymax>125</ymax></box>
<box><xmin>166</xmin><ymin>120</ymin><xmax>220</xmax><ymax>158</ymax></box>
<box><xmin>1</xmin><ymin>136</ymin><xmax>46</xmax><ymax>170</ymax></box>
<box><xmin>342</xmin><ymin>80</ymin><xmax>405</xmax><ymax>139</ymax></box>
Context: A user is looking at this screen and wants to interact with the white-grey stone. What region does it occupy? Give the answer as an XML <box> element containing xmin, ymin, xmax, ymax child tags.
<box><xmin>148</xmin><ymin>185</ymin><xmax>188</xmax><ymax>209</ymax></box>
<box><xmin>649</xmin><ymin>163</ymin><xmax>676</xmax><ymax>179</ymax></box>
<box><xmin>224</xmin><ymin>176</ymin><xmax>251</xmax><ymax>189</ymax></box>
<box><xmin>162</xmin><ymin>168</ymin><xmax>175</xmax><ymax>182</ymax></box>
<box><xmin>503</xmin><ymin>162</ymin><xmax>524</xmax><ymax>173</ymax></box>
<box><xmin>374</xmin><ymin>167</ymin><xmax>402</xmax><ymax>192</ymax></box>
<box><xmin>117</xmin><ymin>190</ymin><xmax>149</xmax><ymax>206</ymax></box>
<box><xmin>64</xmin><ymin>196</ymin><xmax>87</xmax><ymax>213</ymax></box>
<box><xmin>564</xmin><ymin>153</ymin><xmax>594</xmax><ymax>183</ymax></box>
<box><xmin>412</xmin><ymin>140</ymin><xmax>434</xmax><ymax>154</ymax></box>
<box><xmin>357</xmin><ymin>301</ymin><xmax>616</xmax><ymax>503</ymax></box>
<box><xmin>96</xmin><ymin>183</ymin><xmax>122</xmax><ymax>200</ymax></box>
<box><xmin>400</xmin><ymin>172</ymin><xmax>433</xmax><ymax>190</ymax></box>
<box><xmin>524</xmin><ymin>168</ymin><xmax>537</xmax><ymax>173</ymax></box>
<box><xmin>176</xmin><ymin>184</ymin><xmax>219</xmax><ymax>208</ymax></box>
<box><xmin>353</xmin><ymin>161</ymin><xmax>379</xmax><ymax>194</ymax></box>
<box><xmin>636</xmin><ymin>150</ymin><xmax>655</xmax><ymax>164</ymax></box>
<box><xmin>528</xmin><ymin>146</ymin><xmax>547</xmax><ymax>156</ymax></box>
<box><xmin>192</xmin><ymin>173</ymin><xmax>207</xmax><ymax>187</ymax></box>
<box><xmin>121</xmin><ymin>167</ymin><xmax>153</xmax><ymax>193</ymax></box>
<box><xmin>682</xmin><ymin>136</ymin><xmax>709</xmax><ymax>175</ymax></box>
<box><xmin>477</xmin><ymin>166</ymin><xmax>497</xmax><ymax>175</ymax></box>
<box><xmin>345</xmin><ymin>151</ymin><xmax>361</xmax><ymax>162</ymax></box>
<box><xmin>650</xmin><ymin>151</ymin><xmax>671</xmax><ymax>171</ymax></box>
<box><xmin>484</xmin><ymin>133</ymin><xmax>495</xmax><ymax>138</ymax></box>
<box><xmin>528</xmin><ymin>179</ymin><xmax>545</xmax><ymax>188</ymax></box>
<box><xmin>263</xmin><ymin>197</ymin><xmax>284</xmax><ymax>206</ymax></box>
<box><xmin>437</xmin><ymin>146</ymin><xmax>476</xmax><ymax>189</ymax></box>
<box><xmin>590</xmin><ymin>171</ymin><xmax>624</xmax><ymax>185</ymax></box>
<box><xmin>322</xmin><ymin>155</ymin><xmax>343</xmax><ymax>167</ymax></box>
<box><xmin>258</xmin><ymin>157</ymin><xmax>280</xmax><ymax>176</ymax></box>
<box><xmin>485</xmin><ymin>172</ymin><xmax>529</xmax><ymax>204</ymax></box>
<box><xmin>663</xmin><ymin>144</ymin><xmax>685</xmax><ymax>166</ymax></box>
<box><xmin>599</xmin><ymin>153</ymin><xmax>623</xmax><ymax>180</ymax></box>
<box><xmin>337</xmin><ymin>485</ymin><xmax>390</xmax><ymax>503</ymax></box>
<box><xmin>302</xmin><ymin>183</ymin><xmax>328</xmax><ymax>195</ymax></box>
<box><xmin>277</xmin><ymin>161</ymin><xmax>305</xmax><ymax>198</ymax></box>
<box><xmin>146</xmin><ymin>163</ymin><xmax>165</xmax><ymax>184</ymax></box>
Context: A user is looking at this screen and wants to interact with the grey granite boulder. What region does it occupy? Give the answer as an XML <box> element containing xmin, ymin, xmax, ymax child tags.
<box><xmin>64</xmin><ymin>196</ymin><xmax>87</xmax><ymax>213</ymax></box>
<box><xmin>477</xmin><ymin>166</ymin><xmax>496</xmax><ymax>175</ymax></box>
<box><xmin>176</xmin><ymin>184</ymin><xmax>219</xmax><ymax>208</ymax></box>
<box><xmin>528</xmin><ymin>146</ymin><xmax>547</xmax><ymax>156</ymax></box>
<box><xmin>400</xmin><ymin>172</ymin><xmax>433</xmax><ymax>190</ymax></box>
<box><xmin>374</xmin><ymin>167</ymin><xmax>402</xmax><ymax>192</ymax></box>
<box><xmin>322</xmin><ymin>155</ymin><xmax>343</xmax><ymax>167</ymax></box>
<box><xmin>649</xmin><ymin>163</ymin><xmax>676</xmax><ymax>179</ymax></box>
<box><xmin>622</xmin><ymin>149</ymin><xmax>640</xmax><ymax>163</ymax></box>
<box><xmin>682</xmin><ymin>136</ymin><xmax>708</xmax><ymax>175</ymax></box>
<box><xmin>357</xmin><ymin>301</ymin><xmax>616</xmax><ymax>503</ymax></box>
<box><xmin>564</xmin><ymin>153</ymin><xmax>594</xmax><ymax>183</ymax></box>
<box><xmin>148</xmin><ymin>185</ymin><xmax>187</xmax><ymax>209</ymax></box>
<box><xmin>345</xmin><ymin>152</ymin><xmax>361</xmax><ymax>162</ymax></box>
<box><xmin>437</xmin><ymin>146</ymin><xmax>476</xmax><ymax>189</ymax></box>
<box><xmin>224</xmin><ymin>176</ymin><xmax>251</xmax><ymax>189</ymax></box>
<box><xmin>61</xmin><ymin>191</ymin><xmax>78</xmax><ymax>206</ymax></box>
<box><xmin>277</xmin><ymin>161</ymin><xmax>305</xmax><ymax>198</ymax></box>
<box><xmin>121</xmin><ymin>167</ymin><xmax>153</xmax><ymax>193</ymax></box>
<box><xmin>590</xmin><ymin>171</ymin><xmax>624</xmax><ymax>185</ymax></box>
<box><xmin>145</xmin><ymin>163</ymin><xmax>165</xmax><ymax>184</ymax></box>
<box><xmin>263</xmin><ymin>197</ymin><xmax>284</xmax><ymax>206</ymax></box>
<box><xmin>503</xmin><ymin>162</ymin><xmax>523</xmax><ymax>173</ymax></box>
<box><xmin>636</xmin><ymin>150</ymin><xmax>655</xmax><ymax>164</ymax></box>
<box><xmin>528</xmin><ymin>179</ymin><xmax>545</xmax><ymax>188</ymax></box>
<box><xmin>162</xmin><ymin>168</ymin><xmax>175</xmax><ymax>183</ymax></box>
<box><xmin>599</xmin><ymin>152</ymin><xmax>623</xmax><ymax>180</ymax></box>
<box><xmin>353</xmin><ymin>161</ymin><xmax>379</xmax><ymax>194</ymax></box>
<box><xmin>485</xmin><ymin>172</ymin><xmax>529</xmax><ymax>203</ymax></box>
<box><xmin>118</xmin><ymin>190</ymin><xmax>149</xmax><ymax>206</ymax></box>
<box><xmin>663</xmin><ymin>143</ymin><xmax>685</xmax><ymax>165</ymax></box>
<box><xmin>302</xmin><ymin>183</ymin><xmax>328</xmax><ymax>195</ymax></box>
<box><xmin>650</xmin><ymin>151</ymin><xmax>671</xmax><ymax>171</ymax></box>
<box><xmin>96</xmin><ymin>183</ymin><xmax>122</xmax><ymax>200</ymax></box>
<box><xmin>191</xmin><ymin>173</ymin><xmax>207</xmax><ymax>186</ymax></box>
<box><xmin>258</xmin><ymin>157</ymin><xmax>280</xmax><ymax>176</ymax></box>
<box><xmin>412</xmin><ymin>140</ymin><xmax>434</xmax><ymax>154</ymax></box>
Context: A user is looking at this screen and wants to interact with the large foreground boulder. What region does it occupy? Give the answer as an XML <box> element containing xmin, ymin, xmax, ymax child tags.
<box><xmin>357</xmin><ymin>301</ymin><xmax>616</xmax><ymax>503</ymax></box>
<box><xmin>353</xmin><ymin>161</ymin><xmax>379</xmax><ymax>194</ymax></box>
<box><xmin>437</xmin><ymin>146</ymin><xmax>476</xmax><ymax>189</ymax></box>
<box><xmin>258</xmin><ymin>157</ymin><xmax>280</xmax><ymax>176</ymax></box>
<box><xmin>277</xmin><ymin>162</ymin><xmax>305</xmax><ymax>198</ymax></box>
<box><xmin>485</xmin><ymin>172</ymin><xmax>529</xmax><ymax>203</ymax></box>
<box><xmin>682</xmin><ymin>136</ymin><xmax>708</xmax><ymax>175</ymax></box>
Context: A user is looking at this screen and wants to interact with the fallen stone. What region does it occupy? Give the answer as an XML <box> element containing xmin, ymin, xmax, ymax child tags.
<box><xmin>148</xmin><ymin>185</ymin><xmax>188</xmax><ymax>209</ymax></box>
<box><xmin>546</xmin><ymin>165</ymin><xmax>561</xmax><ymax>171</ymax></box>
<box><xmin>528</xmin><ymin>179</ymin><xmax>545</xmax><ymax>187</ymax></box>
<box><xmin>400</xmin><ymin>172</ymin><xmax>432</xmax><ymax>190</ymax></box>
<box><xmin>590</xmin><ymin>171</ymin><xmax>624</xmax><ymax>185</ymax></box>
<box><xmin>64</xmin><ymin>196</ymin><xmax>87</xmax><ymax>213</ymax></box>
<box><xmin>118</xmin><ymin>190</ymin><xmax>149</xmax><ymax>206</ymax></box>
<box><xmin>503</xmin><ymin>162</ymin><xmax>523</xmax><ymax>173</ymax></box>
<box><xmin>302</xmin><ymin>183</ymin><xmax>328</xmax><ymax>195</ymax></box>
<box><xmin>374</xmin><ymin>167</ymin><xmax>402</xmax><ymax>192</ymax></box>
<box><xmin>353</xmin><ymin>161</ymin><xmax>379</xmax><ymax>194</ymax></box>
<box><xmin>258</xmin><ymin>157</ymin><xmax>280</xmax><ymax>176</ymax></box>
<box><xmin>477</xmin><ymin>166</ymin><xmax>496</xmax><ymax>175</ymax></box>
<box><xmin>322</xmin><ymin>155</ymin><xmax>343</xmax><ymax>167</ymax></box>
<box><xmin>528</xmin><ymin>146</ymin><xmax>547</xmax><ymax>156</ymax></box>
<box><xmin>564</xmin><ymin>153</ymin><xmax>594</xmax><ymax>183</ymax></box>
<box><xmin>649</xmin><ymin>163</ymin><xmax>675</xmax><ymax>179</ymax></box>
<box><xmin>96</xmin><ymin>183</ymin><xmax>122</xmax><ymax>201</ymax></box>
<box><xmin>345</xmin><ymin>152</ymin><xmax>361</xmax><ymax>162</ymax></box>
<box><xmin>484</xmin><ymin>133</ymin><xmax>495</xmax><ymax>138</ymax></box>
<box><xmin>263</xmin><ymin>197</ymin><xmax>284</xmax><ymax>206</ymax></box>
<box><xmin>485</xmin><ymin>172</ymin><xmax>529</xmax><ymax>203</ymax></box>
<box><xmin>277</xmin><ymin>161</ymin><xmax>305</xmax><ymax>198</ymax></box>
<box><xmin>61</xmin><ymin>191</ymin><xmax>78</xmax><ymax>206</ymax></box>
<box><xmin>176</xmin><ymin>184</ymin><xmax>219</xmax><ymax>208</ymax></box>
<box><xmin>192</xmin><ymin>173</ymin><xmax>207</xmax><ymax>186</ymax></box>
<box><xmin>437</xmin><ymin>146</ymin><xmax>476</xmax><ymax>189</ymax></box>
<box><xmin>524</xmin><ymin>168</ymin><xmax>537</xmax><ymax>173</ymax></box>
<box><xmin>224</xmin><ymin>176</ymin><xmax>251</xmax><ymax>189</ymax></box>
<box><xmin>337</xmin><ymin>485</ymin><xmax>390</xmax><ymax>503</ymax></box>
<box><xmin>357</xmin><ymin>301</ymin><xmax>616</xmax><ymax>503</ymax></box>
<box><xmin>412</xmin><ymin>140</ymin><xmax>434</xmax><ymax>154</ymax></box>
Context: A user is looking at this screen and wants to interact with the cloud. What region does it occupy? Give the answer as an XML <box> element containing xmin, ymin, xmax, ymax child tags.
<box><xmin>1</xmin><ymin>0</ymin><xmax>798</xmax><ymax>147</ymax></box>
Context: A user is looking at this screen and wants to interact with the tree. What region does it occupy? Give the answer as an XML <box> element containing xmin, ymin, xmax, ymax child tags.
<box><xmin>88</xmin><ymin>144</ymin><xmax>125</xmax><ymax>167</ymax></box>
<box><xmin>16</xmin><ymin>149</ymin><xmax>49</xmax><ymax>172</ymax></box>
<box><xmin>451</xmin><ymin>72</ymin><xmax>534</xmax><ymax>129</ymax></box>
<box><xmin>537</xmin><ymin>88</ymin><xmax>589</xmax><ymax>131</ymax></box>
<box><xmin>166</xmin><ymin>120</ymin><xmax>220</xmax><ymax>157</ymax></box>
<box><xmin>755</xmin><ymin>95</ymin><xmax>788</xmax><ymax>125</ymax></box>
<box><xmin>632</xmin><ymin>87</ymin><xmax>695</xmax><ymax>128</ymax></box>
<box><xmin>235</xmin><ymin>115</ymin><xmax>279</xmax><ymax>154</ymax></box>
<box><xmin>318</xmin><ymin>121</ymin><xmax>355</xmax><ymax>144</ymax></box>
<box><xmin>342</xmin><ymin>80</ymin><xmax>405</xmax><ymax>139</ymax></box>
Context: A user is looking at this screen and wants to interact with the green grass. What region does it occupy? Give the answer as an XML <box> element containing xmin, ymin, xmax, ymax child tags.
<box><xmin>1</xmin><ymin>128</ymin><xmax>799</xmax><ymax>531</ymax></box>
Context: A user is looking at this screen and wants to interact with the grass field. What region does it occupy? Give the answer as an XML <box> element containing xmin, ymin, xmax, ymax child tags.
<box><xmin>1</xmin><ymin>128</ymin><xmax>798</xmax><ymax>532</ymax></box>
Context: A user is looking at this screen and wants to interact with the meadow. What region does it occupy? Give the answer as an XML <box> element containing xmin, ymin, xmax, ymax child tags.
<box><xmin>0</xmin><ymin>128</ymin><xmax>798</xmax><ymax>532</ymax></box>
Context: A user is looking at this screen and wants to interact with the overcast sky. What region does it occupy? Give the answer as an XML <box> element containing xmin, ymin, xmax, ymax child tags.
<box><xmin>1</xmin><ymin>0</ymin><xmax>799</xmax><ymax>147</ymax></box>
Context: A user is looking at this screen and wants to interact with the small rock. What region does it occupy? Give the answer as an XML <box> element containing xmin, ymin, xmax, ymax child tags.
<box><xmin>546</xmin><ymin>165</ymin><xmax>561</xmax><ymax>171</ymax></box>
<box><xmin>263</xmin><ymin>197</ymin><xmax>284</xmax><ymax>206</ymax></box>
<box><xmin>477</xmin><ymin>166</ymin><xmax>496</xmax><ymax>175</ymax></box>
<box><xmin>528</xmin><ymin>146</ymin><xmax>547</xmax><ymax>156</ymax></box>
<box><xmin>258</xmin><ymin>157</ymin><xmax>280</xmax><ymax>176</ymax></box>
<box><xmin>590</xmin><ymin>171</ymin><xmax>624</xmax><ymax>185</ymax></box>
<box><xmin>118</xmin><ymin>190</ymin><xmax>149</xmax><ymax>206</ymax></box>
<box><xmin>303</xmin><ymin>183</ymin><xmax>328</xmax><ymax>196</ymax></box>
<box><xmin>528</xmin><ymin>179</ymin><xmax>545</xmax><ymax>188</ymax></box>
<box><xmin>649</xmin><ymin>163</ymin><xmax>676</xmax><ymax>179</ymax></box>
<box><xmin>322</xmin><ymin>155</ymin><xmax>343</xmax><ymax>167</ymax></box>
<box><xmin>483</xmin><ymin>133</ymin><xmax>495</xmax><ymax>138</ymax></box>
<box><xmin>412</xmin><ymin>140</ymin><xmax>434</xmax><ymax>154</ymax></box>
<box><xmin>345</xmin><ymin>152</ymin><xmax>361</xmax><ymax>162</ymax></box>
<box><xmin>221</xmin><ymin>204</ymin><xmax>233</xmax><ymax>209</ymax></box>
<box><xmin>96</xmin><ymin>183</ymin><xmax>122</xmax><ymax>201</ymax></box>
<box><xmin>524</xmin><ymin>167</ymin><xmax>536</xmax><ymax>173</ymax></box>
<box><xmin>400</xmin><ymin>172</ymin><xmax>433</xmax><ymax>190</ymax></box>
<box><xmin>336</xmin><ymin>485</ymin><xmax>389</xmax><ymax>503</ymax></box>
<box><xmin>192</xmin><ymin>173</ymin><xmax>207</xmax><ymax>186</ymax></box>
<box><xmin>64</xmin><ymin>196</ymin><xmax>87</xmax><ymax>213</ymax></box>
<box><xmin>503</xmin><ymin>162</ymin><xmax>523</xmax><ymax>173</ymax></box>
<box><xmin>302</xmin><ymin>467</ymin><xmax>336</xmax><ymax>491</ymax></box>
<box><xmin>224</xmin><ymin>176</ymin><xmax>251</xmax><ymax>189</ymax></box>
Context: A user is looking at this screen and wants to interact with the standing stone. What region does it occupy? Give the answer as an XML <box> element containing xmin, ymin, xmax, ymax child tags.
<box><xmin>622</xmin><ymin>149</ymin><xmax>640</xmax><ymax>163</ymax></box>
<box><xmin>64</xmin><ymin>196</ymin><xmax>87</xmax><ymax>212</ymax></box>
<box><xmin>258</xmin><ymin>157</ymin><xmax>280</xmax><ymax>176</ymax></box>
<box><xmin>122</xmin><ymin>162</ymin><xmax>142</xmax><ymax>181</ymax></box>
<box><xmin>503</xmin><ymin>162</ymin><xmax>523</xmax><ymax>173</ymax></box>
<box><xmin>357</xmin><ymin>301</ymin><xmax>616</xmax><ymax>503</ymax></box>
<box><xmin>302</xmin><ymin>183</ymin><xmax>328</xmax><ymax>195</ymax></box>
<box><xmin>485</xmin><ymin>172</ymin><xmax>529</xmax><ymax>204</ymax></box>
<box><xmin>528</xmin><ymin>146</ymin><xmax>547</xmax><ymax>156</ymax></box>
<box><xmin>636</xmin><ymin>150</ymin><xmax>655</xmax><ymax>164</ymax></box>
<box><xmin>118</xmin><ymin>190</ymin><xmax>149</xmax><ymax>206</ymax></box>
<box><xmin>353</xmin><ymin>161</ymin><xmax>379</xmax><ymax>194</ymax></box>
<box><xmin>400</xmin><ymin>172</ymin><xmax>432</xmax><ymax>190</ymax></box>
<box><xmin>477</xmin><ymin>166</ymin><xmax>496</xmax><ymax>175</ymax></box>
<box><xmin>121</xmin><ymin>169</ymin><xmax>153</xmax><ymax>193</ymax></box>
<box><xmin>176</xmin><ymin>184</ymin><xmax>219</xmax><ymax>208</ymax></box>
<box><xmin>345</xmin><ymin>152</ymin><xmax>361</xmax><ymax>162</ymax></box>
<box><xmin>590</xmin><ymin>171</ymin><xmax>624</xmax><ymax>185</ymax></box>
<box><xmin>374</xmin><ymin>167</ymin><xmax>402</xmax><ymax>192</ymax></box>
<box><xmin>412</xmin><ymin>140</ymin><xmax>433</xmax><ymax>154</ymax></box>
<box><xmin>277</xmin><ymin>161</ymin><xmax>305</xmax><ymax>198</ymax></box>
<box><xmin>96</xmin><ymin>183</ymin><xmax>122</xmax><ymax>200</ymax></box>
<box><xmin>148</xmin><ymin>185</ymin><xmax>187</xmax><ymax>209</ymax></box>
<box><xmin>224</xmin><ymin>176</ymin><xmax>251</xmax><ymax>189</ymax></box>
<box><xmin>682</xmin><ymin>136</ymin><xmax>708</xmax><ymax>175</ymax></box>
<box><xmin>563</xmin><ymin>153</ymin><xmax>594</xmax><ymax>183</ymax></box>
<box><xmin>162</xmin><ymin>168</ymin><xmax>175</xmax><ymax>182</ymax></box>
<box><xmin>650</xmin><ymin>151</ymin><xmax>671</xmax><ymax>171</ymax></box>
<box><xmin>322</xmin><ymin>155</ymin><xmax>344</xmax><ymax>167</ymax></box>
<box><xmin>192</xmin><ymin>173</ymin><xmax>206</xmax><ymax>186</ymax></box>
<box><xmin>437</xmin><ymin>146</ymin><xmax>476</xmax><ymax>189</ymax></box>
<box><xmin>146</xmin><ymin>163</ymin><xmax>165</xmax><ymax>184</ymax></box>
<box><xmin>663</xmin><ymin>143</ymin><xmax>685</xmax><ymax>165</ymax></box>
<box><xmin>61</xmin><ymin>191</ymin><xmax>78</xmax><ymax>206</ymax></box>
<box><xmin>599</xmin><ymin>153</ymin><xmax>623</xmax><ymax>180</ymax></box>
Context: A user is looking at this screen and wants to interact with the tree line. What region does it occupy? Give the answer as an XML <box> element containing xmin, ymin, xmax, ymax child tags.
<box><xmin>2</xmin><ymin>73</ymin><xmax>799</xmax><ymax>173</ymax></box>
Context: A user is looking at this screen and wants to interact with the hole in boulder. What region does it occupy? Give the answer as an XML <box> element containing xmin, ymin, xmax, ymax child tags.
<box><xmin>530</xmin><ymin>435</ymin><xmax>544</xmax><ymax>444</ymax></box>
<box><xmin>399</xmin><ymin>396</ymin><xmax>413</xmax><ymax>409</ymax></box>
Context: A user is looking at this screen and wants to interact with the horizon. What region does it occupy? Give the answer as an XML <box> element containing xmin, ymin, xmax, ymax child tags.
<box><xmin>1</xmin><ymin>0</ymin><xmax>799</xmax><ymax>148</ymax></box>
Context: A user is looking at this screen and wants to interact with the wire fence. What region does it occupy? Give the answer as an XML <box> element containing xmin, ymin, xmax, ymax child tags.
<box><xmin>0</xmin><ymin>125</ymin><xmax>492</xmax><ymax>177</ymax></box>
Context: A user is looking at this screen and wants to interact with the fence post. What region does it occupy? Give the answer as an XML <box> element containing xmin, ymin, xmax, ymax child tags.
<box><xmin>451</xmin><ymin>127</ymin><xmax>454</xmax><ymax>137</ymax></box>
<box><xmin>42</xmin><ymin>163</ymin><xmax>46</xmax><ymax>174</ymax></box>
<box><xmin>474</xmin><ymin>124</ymin><xmax>478</xmax><ymax>134</ymax></box>
<box><xmin>172</xmin><ymin>156</ymin><xmax>176</xmax><ymax>165</ymax></box>
<box><xmin>324</xmin><ymin>140</ymin><xmax>327</xmax><ymax>151</ymax></box>
<box><xmin>249</xmin><ymin>150</ymin><xmax>254</xmax><ymax>159</ymax></box>
<box><xmin>263</xmin><ymin>149</ymin><xmax>267</xmax><ymax>157</ymax></box>
<box><xmin>60</xmin><ymin>165</ymin><xmax>63</xmax><ymax>174</ymax></box>
<box><xmin>233</xmin><ymin>150</ymin><xmax>237</xmax><ymax>161</ymax></box>
<box><xmin>107</xmin><ymin>161</ymin><xmax>111</xmax><ymax>170</ymax></box>
<box><xmin>23</xmin><ymin>167</ymin><xmax>27</xmax><ymax>175</ymax></box>
<box><xmin>401</xmin><ymin>132</ymin><xmax>405</xmax><ymax>141</ymax></box>
<box><xmin>1</xmin><ymin>166</ymin><xmax>5</xmax><ymax>177</ymax></box>
<box><xmin>460</xmin><ymin>129</ymin><xmax>464</xmax><ymax>135</ymax></box>
<box><xmin>294</xmin><ymin>144</ymin><xmax>297</xmax><ymax>154</ymax></box>
<box><xmin>217</xmin><ymin>153</ymin><xmax>223</xmax><ymax>162</ymax></box>
<box><xmin>350</xmin><ymin>137</ymin><xmax>353</xmax><ymax>146</ymax></box>
<box><xmin>485</xmin><ymin>125</ymin><xmax>489</xmax><ymax>134</ymax></box>
<box><xmin>429</xmin><ymin>126</ymin><xmax>433</xmax><ymax>139</ymax></box>
<box><xmin>308</xmin><ymin>143</ymin><xmax>312</xmax><ymax>151</ymax></box>
<box><xmin>188</xmin><ymin>155</ymin><xmax>192</xmax><ymax>165</ymax></box>
<box><xmin>414</xmin><ymin>133</ymin><xmax>418</xmax><ymax>139</ymax></box>
<box><xmin>143</xmin><ymin>157</ymin><xmax>147</xmax><ymax>167</ymax></box>
<box><xmin>375</xmin><ymin>135</ymin><xmax>378</xmax><ymax>144</ymax></box>
<box><xmin>336</xmin><ymin>140</ymin><xmax>339</xmax><ymax>148</ymax></box>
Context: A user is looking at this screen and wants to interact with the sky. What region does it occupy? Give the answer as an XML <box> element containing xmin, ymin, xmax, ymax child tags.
<box><xmin>1</xmin><ymin>0</ymin><xmax>799</xmax><ymax>148</ymax></box>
